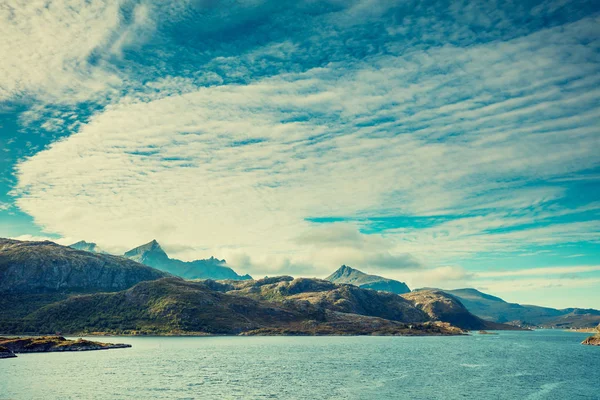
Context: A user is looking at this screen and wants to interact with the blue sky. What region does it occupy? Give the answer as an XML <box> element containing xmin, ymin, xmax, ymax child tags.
<box><xmin>1</xmin><ymin>0</ymin><xmax>599</xmax><ymax>308</ymax></box>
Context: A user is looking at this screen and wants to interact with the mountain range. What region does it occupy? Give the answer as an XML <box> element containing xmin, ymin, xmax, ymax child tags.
<box><xmin>441</xmin><ymin>288</ymin><xmax>600</xmax><ymax>329</ymax></box>
<box><xmin>326</xmin><ymin>265</ymin><xmax>600</xmax><ymax>329</ymax></box>
<box><xmin>326</xmin><ymin>265</ymin><xmax>410</xmax><ymax>294</ymax></box>
<box><xmin>0</xmin><ymin>238</ymin><xmax>515</xmax><ymax>335</ymax></box>
<box><xmin>69</xmin><ymin>239</ymin><xmax>252</xmax><ymax>281</ymax></box>
<box><xmin>3</xmin><ymin>237</ymin><xmax>597</xmax><ymax>334</ymax></box>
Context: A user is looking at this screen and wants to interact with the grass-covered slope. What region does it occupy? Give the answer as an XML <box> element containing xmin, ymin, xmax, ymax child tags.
<box><xmin>5</xmin><ymin>278</ymin><xmax>462</xmax><ymax>336</ymax></box>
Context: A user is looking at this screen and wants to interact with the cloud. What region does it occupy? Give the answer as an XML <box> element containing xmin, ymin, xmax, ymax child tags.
<box><xmin>475</xmin><ymin>265</ymin><xmax>600</xmax><ymax>278</ymax></box>
<box><xmin>10</xmin><ymin>14</ymin><xmax>600</xmax><ymax>279</ymax></box>
<box><xmin>9</xmin><ymin>234</ymin><xmax>73</xmax><ymax>246</ymax></box>
<box><xmin>0</xmin><ymin>0</ymin><xmax>597</xmax><ymax>305</ymax></box>
<box><xmin>0</xmin><ymin>0</ymin><xmax>124</xmax><ymax>103</ymax></box>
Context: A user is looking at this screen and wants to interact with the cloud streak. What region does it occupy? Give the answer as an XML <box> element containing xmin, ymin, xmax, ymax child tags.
<box><xmin>1</xmin><ymin>1</ymin><xmax>599</xmax><ymax>304</ymax></box>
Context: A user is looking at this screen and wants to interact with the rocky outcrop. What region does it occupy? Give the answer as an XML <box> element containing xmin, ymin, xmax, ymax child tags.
<box><xmin>582</xmin><ymin>325</ymin><xmax>600</xmax><ymax>346</ymax></box>
<box><xmin>402</xmin><ymin>290</ymin><xmax>521</xmax><ymax>330</ymax></box>
<box><xmin>124</xmin><ymin>240</ymin><xmax>252</xmax><ymax>281</ymax></box>
<box><xmin>0</xmin><ymin>238</ymin><xmax>169</xmax><ymax>293</ymax></box>
<box><xmin>326</xmin><ymin>265</ymin><xmax>410</xmax><ymax>294</ymax></box>
<box><xmin>582</xmin><ymin>335</ymin><xmax>600</xmax><ymax>346</ymax></box>
<box><xmin>0</xmin><ymin>345</ymin><xmax>16</xmax><ymax>358</ymax></box>
<box><xmin>0</xmin><ymin>336</ymin><xmax>130</xmax><ymax>353</ymax></box>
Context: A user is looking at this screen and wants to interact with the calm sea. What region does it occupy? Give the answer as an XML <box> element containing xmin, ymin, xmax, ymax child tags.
<box><xmin>1</xmin><ymin>330</ymin><xmax>598</xmax><ymax>399</ymax></box>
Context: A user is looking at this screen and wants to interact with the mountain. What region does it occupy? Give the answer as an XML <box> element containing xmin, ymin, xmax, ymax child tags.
<box><xmin>0</xmin><ymin>238</ymin><xmax>168</xmax><ymax>294</ymax></box>
<box><xmin>123</xmin><ymin>240</ymin><xmax>252</xmax><ymax>281</ymax></box>
<box><xmin>325</xmin><ymin>265</ymin><xmax>410</xmax><ymax>294</ymax></box>
<box><xmin>0</xmin><ymin>238</ymin><xmax>169</xmax><ymax>327</ymax></box>
<box><xmin>6</xmin><ymin>278</ymin><xmax>463</xmax><ymax>336</ymax></box>
<box><xmin>402</xmin><ymin>290</ymin><xmax>519</xmax><ymax>330</ymax></box>
<box><xmin>204</xmin><ymin>276</ymin><xmax>519</xmax><ymax>331</ymax></box>
<box><xmin>69</xmin><ymin>240</ymin><xmax>102</xmax><ymax>253</ymax></box>
<box><xmin>218</xmin><ymin>276</ymin><xmax>428</xmax><ymax>323</ymax></box>
<box><xmin>442</xmin><ymin>288</ymin><xmax>600</xmax><ymax>329</ymax></box>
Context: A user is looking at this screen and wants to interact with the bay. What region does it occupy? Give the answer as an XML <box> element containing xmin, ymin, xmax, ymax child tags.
<box><xmin>1</xmin><ymin>330</ymin><xmax>598</xmax><ymax>399</ymax></box>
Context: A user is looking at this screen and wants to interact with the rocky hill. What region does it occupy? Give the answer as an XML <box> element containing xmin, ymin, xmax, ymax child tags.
<box><xmin>402</xmin><ymin>290</ymin><xmax>519</xmax><ymax>330</ymax></box>
<box><xmin>124</xmin><ymin>240</ymin><xmax>252</xmax><ymax>281</ymax></box>
<box><xmin>217</xmin><ymin>276</ymin><xmax>427</xmax><ymax>323</ymax></box>
<box><xmin>325</xmin><ymin>265</ymin><xmax>410</xmax><ymax>294</ymax></box>
<box><xmin>0</xmin><ymin>238</ymin><xmax>168</xmax><ymax>293</ymax></box>
<box><xmin>7</xmin><ymin>278</ymin><xmax>462</xmax><ymax>336</ymax></box>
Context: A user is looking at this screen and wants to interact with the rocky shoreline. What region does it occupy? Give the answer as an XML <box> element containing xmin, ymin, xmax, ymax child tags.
<box><xmin>582</xmin><ymin>335</ymin><xmax>600</xmax><ymax>346</ymax></box>
<box><xmin>0</xmin><ymin>336</ymin><xmax>131</xmax><ymax>357</ymax></box>
<box><xmin>0</xmin><ymin>345</ymin><xmax>16</xmax><ymax>358</ymax></box>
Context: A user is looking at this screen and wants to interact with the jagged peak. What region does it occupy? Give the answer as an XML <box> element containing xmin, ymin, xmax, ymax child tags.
<box><xmin>124</xmin><ymin>239</ymin><xmax>167</xmax><ymax>257</ymax></box>
<box><xmin>328</xmin><ymin>265</ymin><xmax>365</xmax><ymax>279</ymax></box>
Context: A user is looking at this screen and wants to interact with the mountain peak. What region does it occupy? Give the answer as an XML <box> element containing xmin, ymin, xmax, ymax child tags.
<box><xmin>69</xmin><ymin>240</ymin><xmax>102</xmax><ymax>253</ymax></box>
<box><xmin>124</xmin><ymin>239</ymin><xmax>167</xmax><ymax>259</ymax></box>
<box><xmin>326</xmin><ymin>265</ymin><xmax>410</xmax><ymax>295</ymax></box>
<box><xmin>328</xmin><ymin>265</ymin><xmax>365</xmax><ymax>279</ymax></box>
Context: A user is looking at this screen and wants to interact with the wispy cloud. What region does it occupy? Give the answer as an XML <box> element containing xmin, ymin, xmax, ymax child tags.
<box><xmin>1</xmin><ymin>0</ymin><xmax>599</xmax><ymax>306</ymax></box>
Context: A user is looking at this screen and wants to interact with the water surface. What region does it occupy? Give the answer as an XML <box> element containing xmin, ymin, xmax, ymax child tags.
<box><xmin>1</xmin><ymin>330</ymin><xmax>598</xmax><ymax>399</ymax></box>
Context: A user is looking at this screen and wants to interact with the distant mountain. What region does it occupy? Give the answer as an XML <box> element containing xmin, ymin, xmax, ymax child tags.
<box><xmin>123</xmin><ymin>240</ymin><xmax>252</xmax><ymax>281</ymax></box>
<box><xmin>441</xmin><ymin>288</ymin><xmax>600</xmax><ymax>329</ymax></box>
<box><xmin>325</xmin><ymin>265</ymin><xmax>410</xmax><ymax>294</ymax></box>
<box><xmin>69</xmin><ymin>240</ymin><xmax>102</xmax><ymax>253</ymax></box>
<box><xmin>0</xmin><ymin>238</ymin><xmax>168</xmax><ymax>294</ymax></box>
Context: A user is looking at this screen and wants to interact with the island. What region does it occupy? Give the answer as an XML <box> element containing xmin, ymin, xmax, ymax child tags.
<box><xmin>0</xmin><ymin>336</ymin><xmax>131</xmax><ymax>357</ymax></box>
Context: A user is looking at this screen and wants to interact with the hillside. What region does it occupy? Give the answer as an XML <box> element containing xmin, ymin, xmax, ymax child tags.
<box><xmin>218</xmin><ymin>276</ymin><xmax>427</xmax><ymax>323</ymax></box>
<box><xmin>204</xmin><ymin>276</ymin><xmax>519</xmax><ymax>331</ymax></box>
<box><xmin>325</xmin><ymin>265</ymin><xmax>410</xmax><ymax>294</ymax></box>
<box><xmin>0</xmin><ymin>238</ymin><xmax>169</xmax><ymax>326</ymax></box>
<box><xmin>124</xmin><ymin>240</ymin><xmax>252</xmax><ymax>281</ymax></box>
<box><xmin>6</xmin><ymin>278</ymin><xmax>462</xmax><ymax>336</ymax></box>
<box><xmin>402</xmin><ymin>290</ymin><xmax>519</xmax><ymax>330</ymax></box>
<box><xmin>0</xmin><ymin>238</ymin><xmax>168</xmax><ymax>293</ymax></box>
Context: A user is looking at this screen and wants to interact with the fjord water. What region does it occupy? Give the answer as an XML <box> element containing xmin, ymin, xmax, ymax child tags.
<box><xmin>1</xmin><ymin>331</ymin><xmax>598</xmax><ymax>399</ymax></box>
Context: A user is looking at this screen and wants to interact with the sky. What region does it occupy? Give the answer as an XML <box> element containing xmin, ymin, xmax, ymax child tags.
<box><xmin>1</xmin><ymin>0</ymin><xmax>599</xmax><ymax>308</ymax></box>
